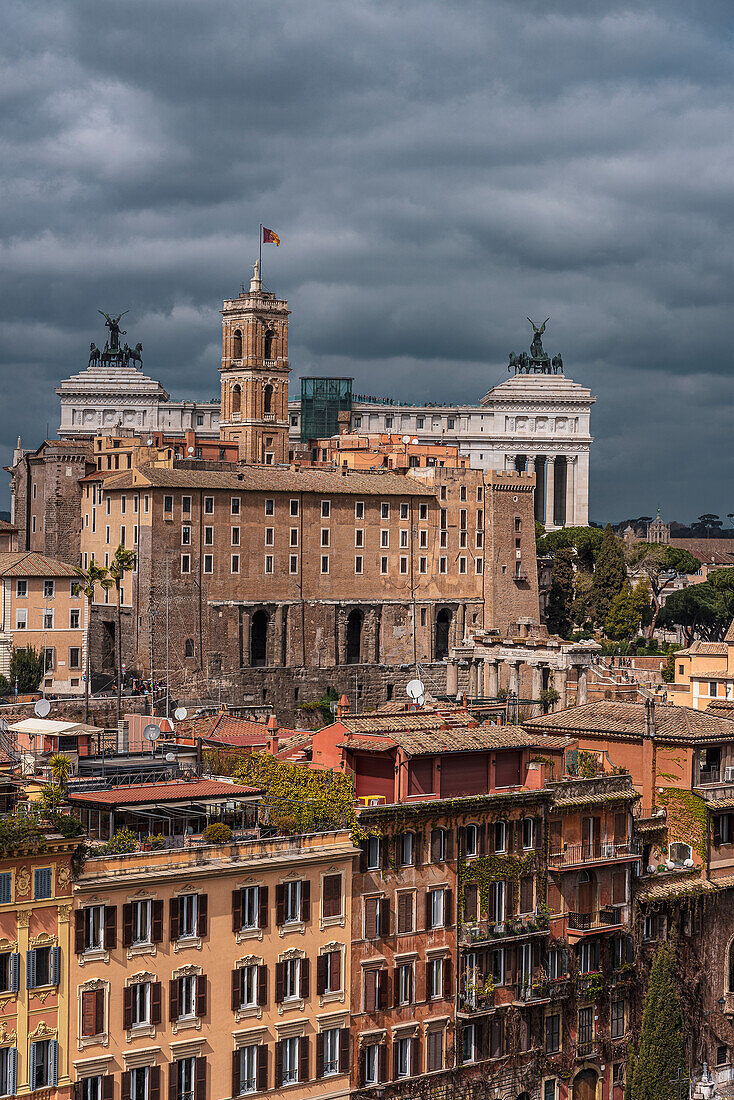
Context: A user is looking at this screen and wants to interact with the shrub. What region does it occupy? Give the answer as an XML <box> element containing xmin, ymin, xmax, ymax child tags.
<box><xmin>203</xmin><ymin>822</ymin><xmax>232</xmax><ymax>845</ymax></box>
<box><xmin>103</xmin><ymin>827</ymin><xmax>138</xmax><ymax>854</ymax></box>
<box><xmin>47</xmin><ymin>812</ymin><xmax>84</xmax><ymax>838</ymax></box>
<box><xmin>146</xmin><ymin>834</ymin><xmax>165</xmax><ymax>850</ymax></box>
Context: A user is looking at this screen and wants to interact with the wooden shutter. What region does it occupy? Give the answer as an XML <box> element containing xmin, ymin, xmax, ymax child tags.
<box><xmin>299</xmin><ymin>1036</ymin><xmax>309</xmax><ymax>1083</ymax></box>
<box><xmin>414</xmin><ymin>833</ymin><xmax>423</xmax><ymax>867</ymax></box>
<box><xmin>359</xmin><ymin>1048</ymin><xmax>366</xmax><ymax>1087</ymax></box>
<box><xmin>431</xmin><ymin>829</ymin><xmax>441</xmax><ymax>862</ymax></box>
<box><xmin>612</xmin><ymin>872</ymin><xmax>626</xmax><ymax>905</ymax></box>
<box><xmin>427</xmin><ymin>1031</ymin><xmax>441</xmax><ymax>1072</ymax></box>
<box><xmin>393</xmin><ymin>1040</ymin><xmax>399</xmax><ymax>1082</ymax></box>
<box><xmin>198</xmin><ymin>894</ymin><xmax>208</xmax><ymax>936</ymax></box>
<box><xmin>381</xmin><ymin>836</ymin><xmax>390</xmax><ymax>870</ymax></box>
<box><xmin>444</xmin><ymin>889</ymin><xmax>453</xmax><ymax>927</ymax></box>
<box><xmin>104</xmin><ymin>906</ymin><xmax>117</xmax><ymax>950</ymax></box>
<box><xmin>151</xmin><ymin>981</ymin><xmax>162</xmax><ymax>1025</ymax></box>
<box><xmin>487</xmin><ymin>882</ymin><xmax>496</xmax><ymax>921</ymax></box>
<box><xmin>196</xmin><ymin>974</ymin><xmax>207</xmax><ymax>1017</ymax></box>
<box><xmin>275</xmin><ymin>885</ymin><xmax>285</xmax><ymax>926</ymax></box>
<box><xmin>258</xmin><ymin>885</ymin><xmax>268</xmax><ymax>929</ymax></box>
<box><xmin>123</xmin><ymin>986</ymin><xmax>133</xmax><ymax>1030</ymax></box>
<box><xmin>194</xmin><ymin>1056</ymin><xmax>206</xmax><ymax>1100</ymax></box>
<box><xmin>445</xmin><ymin>829</ymin><xmax>454</xmax><ymax>861</ymax></box>
<box><xmin>95</xmin><ymin>988</ymin><xmax>105</xmax><ymax>1035</ymax></box>
<box><xmin>478</xmin><ymin>822</ymin><xmax>486</xmax><ymax>854</ymax></box>
<box><xmin>275</xmin><ymin>1042</ymin><xmax>283</xmax><ymax>1088</ymax></box>
<box><xmin>715</xmin><ymin>816</ymin><xmax>722</xmax><ymax>846</ymax></box>
<box><xmin>149</xmin><ymin>1066</ymin><xmax>160</xmax><ymax>1100</ymax></box>
<box><xmin>169</xmin><ymin>897</ymin><xmax>180</xmax><ymax>942</ymax></box>
<box><xmin>425</xmin><ymin>891</ymin><xmax>432</xmax><ymax>931</ymax></box>
<box><xmin>339</xmin><ymin>1028</ymin><xmax>350</xmax><ymax>1074</ymax></box>
<box><xmin>364</xmin><ymin>969</ymin><xmax>376</xmax><ymax>1012</ymax></box>
<box><xmin>121</xmin><ymin>1071</ymin><xmax>131</xmax><ymax>1100</ymax></box>
<box><xmin>380</xmin><ymin>897</ymin><xmax>390</xmax><ymax>936</ymax></box>
<box><xmin>168</xmin><ymin>1065</ymin><xmax>176</xmax><ymax>1100</ymax></box>
<box><xmin>412</xmin><ymin>1036</ymin><xmax>421</xmax><ymax>1076</ymax></box>
<box><xmin>443</xmin><ymin>956</ymin><xmax>453</xmax><ymax>999</ymax></box>
<box><xmin>378</xmin><ymin>1043</ymin><xmax>387</xmax><ymax>1083</ymax></box>
<box><xmin>520</xmin><ymin>875</ymin><xmax>534</xmax><ymax>913</ymax></box>
<box><xmin>399</xmin><ymin>894</ymin><xmax>412</xmax><ymax>934</ymax></box>
<box><xmin>257</xmin><ymin>1045</ymin><xmax>267</xmax><ymax>1091</ymax></box>
<box><xmin>232</xmin><ymin>1050</ymin><xmax>241</xmax><ymax>1099</ymax></box>
<box><xmin>74</xmin><ymin>910</ymin><xmax>85</xmax><ymax>954</ymax></box>
<box><xmin>316</xmin><ymin>1033</ymin><xmax>325</xmax><ymax>1080</ymax></box>
<box><xmin>614</xmin><ymin>812</ymin><xmax>626</xmax><ymax>843</ymax></box>
<box><xmin>359</xmin><ymin>840</ymin><xmax>368</xmax><ymax>872</ymax></box>
<box><xmin>102</xmin><ymin>1076</ymin><xmax>114</xmax><ymax>1100</ymax></box>
<box><xmin>549</xmin><ymin>819</ymin><xmax>562</xmax><ymax>855</ymax></box>
<box><xmin>301</xmin><ymin>880</ymin><xmax>311</xmax><ymax>922</ymax></box>
<box><xmin>257</xmin><ymin>965</ymin><xmax>267</xmax><ymax>1006</ymax></box>
<box><xmin>392</xmin><ymin>967</ymin><xmax>399</xmax><ymax>1007</ymax></box>
<box><xmin>81</xmin><ymin>990</ymin><xmax>97</xmax><ymax>1036</ymax></box>
<box><xmin>152</xmin><ymin>900</ymin><xmax>163</xmax><ymax>943</ymax></box>
<box><xmin>300</xmin><ymin>957</ymin><xmax>309</xmax><ymax>999</ymax></box>
<box><xmin>122</xmin><ymin>903</ymin><xmax>133</xmax><ymax>947</ymax></box>
<box><xmin>275</xmin><ymin>962</ymin><xmax>284</xmax><ymax>1003</ymax></box>
<box><xmin>232</xmin><ymin>889</ymin><xmax>242</xmax><ymax>932</ymax></box>
<box><xmin>364</xmin><ymin>898</ymin><xmax>377</xmax><ymax>940</ymax></box>
<box><xmin>464</xmin><ymin>884</ymin><xmax>478</xmax><ymax>921</ymax></box>
<box><xmin>377</xmin><ymin>969</ymin><xmax>388</xmax><ymax>1009</ymax></box>
<box><xmin>231</xmin><ymin>968</ymin><xmax>241</xmax><ymax>1011</ymax></box>
<box><xmin>316</xmin><ymin>955</ymin><xmax>327</xmax><ymax>995</ymax></box>
<box><xmin>169</xmin><ymin>977</ymin><xmax>179</xmax><ymax>1022</ymax></box>
<box><xmin>490</xmin><ymin>1018</ymin><xmax>503</xmax><ymax>1058</ymax></box>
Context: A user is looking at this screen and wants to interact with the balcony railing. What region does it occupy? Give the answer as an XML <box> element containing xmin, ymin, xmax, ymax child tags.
<box><xmin>698</xmin><ymin>767</ymin><xmax>721</xmax><ymax>785</ymax></box>
<box><xmin>567</xmin><ymin>906</ymin><xmax>626</xmax><ymax>931</ymax></box>
<box><xmin>575</xmin><ymin>1041</ymin><xmax>599</xmax><ymax>1060</ymax></box>
<box><xmin>548</xmin><ymin>840</ymin><xmax>639</xmax><ymax>867</ymax></box>
<box><xmin>459</xmin><ymin>916</ymin><xmax>549</xmax><ymax>945</ymax></box>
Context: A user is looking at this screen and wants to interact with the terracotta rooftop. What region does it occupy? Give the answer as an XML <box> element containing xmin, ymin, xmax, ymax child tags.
<box><xmin>707</xmin><ymin>700</ymin><xmax>734</xmax><ymax>714</ymax></box>
<box><xmin>340</xmin><ymin>723</ymin><xmax>572</xmax><ymax>757</ymax></box>
<box><xmin>175</xmin><ymin>713</ymin><xmax>298</xmax><ymax>747</ymax></box>
<box><xmin>634</xmin><ymin>871</ymin><xmax>726</xmax><ymax>902</ymax></box>
<box><xmin>669</xmin><ymin>538</ymin><xmax>734</xmax><ymax>565</ymax></box>
<box><xmin>68</xmin><ymin>779</ymin><xmax>261</xmax><ymax>806</ymax></box>
<box><xmin>0</xmin><ymin>552</ymin><xmax>78</xmax><ymax>578</ymax></box>
<box><xmin>681</xmin><ymin>641</ymin><xmax>729</xmax><ymax>656</ymax></box>
<box><xmin>524</xmin><ymin>700</ymin><xmax>734</xmax><ymax>744</ymax></box>
<box><xmin>552</xmin><ymin>790</ymin><xmax>640</xmax><ymax>809</ymax></box>
<box><xmin>97</xmin><ymin>464</ymin><xmax>435</xmax><ymax>497</ymax></box>
<box><xmin>335</xmin><ymin>712</ymin><xmax>478</xmax><ymax>735</ymax></box>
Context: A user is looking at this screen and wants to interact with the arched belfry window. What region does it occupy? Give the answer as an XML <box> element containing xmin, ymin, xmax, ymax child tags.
<box><xmin>232</xmin><ymin>329</ymin><xmax>242</xmax><ymax>358</ymax></box>
<box><xmin>232</xmin><ymin>384</ymin><xmax>241</xmax><ymax>415</ymax></box>
<box><xmin>264</xmin><ymin>384</ymin><xmax>273</xmax><ymax>415</ymax></box>
<box><xmin>264</xmin><ymin>328</ymin><xmax>275</xmax><ymax>360</ymax></box>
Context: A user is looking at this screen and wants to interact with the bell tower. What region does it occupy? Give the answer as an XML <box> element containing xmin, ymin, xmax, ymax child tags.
<box><xmin>219</xmin><ymin>261</ymin><xmax>291</xmax><ymax>464</ymax></box>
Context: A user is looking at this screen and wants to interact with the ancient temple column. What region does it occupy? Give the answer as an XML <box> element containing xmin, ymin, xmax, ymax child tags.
<box><xmin>483</xmin><ymin>659</ymin><xmax>498</xmax><ymax>698</ymax></box>
<box><xmin>555</xmin><ymin>668</ymin><xmax>568</xmax><ymax>710</ymax></box>
<box><xmin>576</xmin><ymin>666</ymin><xmax>588</xmax><ymax>706</ymax></box>
<box><xmin>566</xmin><ymin>457</ymin><xmax>575</xmax><ymax>529</ymax></box>
<box><xmin>545</xmin><ymin>457</ymin><xmax>555</xmax><ymax>526</ymax></box>
<box><xmin>468</xmin><ymin>660</ymin><xmax>478</xmax><ymax>700</ymax></box>
<box><xmin>446</xmin><ymin>659</ymin><xmax>458</xmax><ymax>697</ymax></box>
<box><xmin>531</xmin><ymin>663</ymin><xmax>543</xmax><ymax>703</ymax></box>
<box><xmin>508</xmin><ymin>660</ymin><xmax>520</xmax><ymax>699</ymax></box>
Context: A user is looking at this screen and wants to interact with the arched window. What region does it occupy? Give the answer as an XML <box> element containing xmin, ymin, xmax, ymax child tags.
<box><xmin>431</xmin><ymin>827</ymin><xmax>447</xmax><ymax>862</ymax></box>
<box><xmin>264</xmin><ymin>329</ymin><xmax>275</xmax><ymax>360</ymax></box>
<box><xmin>435</xmin><ymin>608</ymin><xmax>452</xmax><ymax>661</ymax></box>
<box><xmin>232</xmin><ymin>384</ymin><xmax>241</xmax><ymax>415</ymax></box>
<box><xmin>494</xmin><ymin>820</ymin><xmax>506</xmax><ymax>853</ymax></box>
<box><xmin>250</xmin><ymin>609</ymin><xmax>269</xmax><ymax>667</ymax></box>
<box><xmin>573</xmin><ymin>1069</ymin><xmax>598</xmax><ymax>1100</ymax></box>
<box><xmin>464</xmin><ymin>824</ymin><xmax>479</xmax><ymax>858</ymax></box>
<box><xmin>669</xmin><ymin>842</ymin><xmax>693</xmax><ymax>866</ymax></box>
<box><xmin>184</xmin><ymin>639</ymin><xmax>194</xmax><ymax>658</ymax></box>
<box><xmin>346</xmin><ymin>609</ymin><xmax>363</xmax><ymax>665</ymax></box>
<box><xmin>398</xmin><ymin>832</ymin><xmax>415</xmax><ymax>867</ymax></box>
<box><xmin>264</xmin><ymin>384</ymin><xmax>274</xmax><ymax>415</ymax></box>
<box><xmin>232</xmin><ymin>330</ymin><xmax>242</xmax><ymax>358</ymax></box>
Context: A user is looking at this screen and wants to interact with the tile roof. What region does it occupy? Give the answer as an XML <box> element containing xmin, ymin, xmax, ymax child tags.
<box><xmin>174</xmin><ymin>713</ymin><xmax>298</xmax><ymax>747</ymax></box>
<box><xmin>0</xmin><ymin>552</ymin><xmax>78</xmax><ymax>578</ymax></box>
<box><xmin>669</xmin><ymin>538</ymin><xmax>734</xmax><ymax>564</ymax></box>
<box><xmin>704</xmin><ymin>797</ymin><xmax>734</xmax><ymax>809</ymax></box>
<box><xmin>340</xmin><ymin>722</ymin><xmax>573</xmax><ymax>756</ymax></box>
<box><xmin>99</xmin><ymin>464</ymin><xmax>435</xmax><ymax>497</ymax></box>
<box><xmin>68</xmin><ymin>779</ymin><xmax>261</xmax><ymax>806</ymax></box>
<box><xmin>688</xmin><ymin>642</ymin><xmax>728</xmax><ymax>656</ymax></box>
<box><xmin>336</xmin><ymin>712</ymin><xmax>478</xmax><ymax>735</ymax></box>
<box><xmin>634</xmin><ymin>871</ymin><xmax>717</xmax><ymax>902</ymax></box>
<box><xmin>707</xmin><ymin>700</ymin><xmax>734</xmax><ymax>714</ymax></box>
<box><xmin>0</xmin><ymin>521</ymin><xmax>16</xmax><ymax>533</ymax></box>
<box><xmin>524</xmin><ymin>700</ymin><xmax>734</xmax><ymax>744</ymax></box>
<box><xmin>552</xmin><ymin>791</ymin><xmax>639</xmax><ymax>809</ymax></box>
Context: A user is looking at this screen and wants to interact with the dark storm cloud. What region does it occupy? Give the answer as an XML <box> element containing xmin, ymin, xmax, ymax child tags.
<box><xmin>2</xmin><ymin>0</ymin><xmax>734</xmax><ymax>521</ymax></box>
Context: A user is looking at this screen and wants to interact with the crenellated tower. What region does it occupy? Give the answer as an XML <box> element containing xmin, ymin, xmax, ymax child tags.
<box><xmin>219</xmin><ymin>261</ymin><xmax>291</xmax><ymax>464</ymax></box>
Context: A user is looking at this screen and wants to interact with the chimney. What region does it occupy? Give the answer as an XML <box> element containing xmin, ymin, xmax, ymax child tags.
<box><xmin>266</xmin><ymin>714</ymin><xmax>279</xmax><ymax>755</ymax></box>
<box><xmin>337</xmin><ymin>694</ymin><xmax>350</xmax><ymax>718</ymax></box>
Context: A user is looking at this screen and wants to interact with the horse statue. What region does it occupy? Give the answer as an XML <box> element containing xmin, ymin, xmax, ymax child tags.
<box><xmin>518</xmin><ymin>352</ymin><xmax>529</xmax><ymax>373</ymax></box>
<box><xmin>551</xmin><ymin>353</ymin><xmax>563</xmax><ymax>374</ymax></box>
<box><xmin>100</xmin><ymin>346</ymin><xmax>119</xmax><ymax>367</ymax></box>
<box><xmin>126</xmin><ymin>342</ymin><xmax>143</xmax><ymax>368</ymax></box>
<box><xmin>88</xmin><ymin>343</ymin><xmax>100</xmax><ymax>367</ymax></box>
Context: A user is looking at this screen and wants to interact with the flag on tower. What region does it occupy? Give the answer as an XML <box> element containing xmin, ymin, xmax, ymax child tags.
<box><xmin>262</xmin><ymin>227</ymin><xmax>280</xmax><ymax>246</ymax></box>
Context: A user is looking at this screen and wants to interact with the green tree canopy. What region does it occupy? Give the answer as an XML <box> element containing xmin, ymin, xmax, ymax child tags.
<box><xmin>605</xmin><ymin>580</ymin><xmax>653</xmax><ymax>641</ymax></box>
<box><xmin>536</xmin><ymin>525</ymin><xmax>604</xmax><ymax>572</ymax></box>
<box><xmin>627</xmin><ymin>940</ymin><xmax>686</xmax><ymax>1100</ymax></box>
<box><xmin>691</xmin><ymin>513</ymin><xmax>722</xmax><ymax>536</ymax></box>
<box><xmin>626</xmin><ymin>544</ymin><xmax>702</xmax><ymax>633</ymax></box>
<box><xmin>657</xmin><ymin>582</ymin><xmax>731</xmax><ymax>645</ymax></box>
<box><xmin>9</xmin><ymin>647</ymin><xmax>45</xmax><ymax>694</ymax></box>
<box><xmin>591</xmin><ymin>524</ymin><xmax>628</xmax><ymax>626</ymax></box>
<box><xmin>545</xmin><ymin>547</ymin><xmax>575</xmax><ymax>638</ymax></box>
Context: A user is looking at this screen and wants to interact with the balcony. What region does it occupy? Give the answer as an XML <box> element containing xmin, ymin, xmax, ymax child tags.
<box><xmin>514</xmin><ymin>979</ymin><xmax>552</xmax><ymax>1005</ymax></box>
<box><xmin>697</xmin><ymin>766</ymin><xmax>721</xmax><ymax>786</ymax></box>
<box><xmin>575</xmin><ymin>1041</ymin><xmax>599</xmax><ymax>1061</ymax></box>
<box><xmin>566</xmin><ymin>906</ymin><xmax>627</xmax><ymax>935</ymax></box>
<box><xmin>548</xmin><ymin>840</ymin><xmax>640</xmax><ymax>868</ymax></box>
<box><xmin>459</xmin><ymin>916</ymin><xmax>549</xmax><ymax>946</ymax></box>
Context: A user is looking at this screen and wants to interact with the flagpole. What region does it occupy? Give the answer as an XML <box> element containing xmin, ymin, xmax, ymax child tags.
<box><xmin>259</xmin><ymin>223</ymin><xmax>262</xmax><ymax>284</ymax></box>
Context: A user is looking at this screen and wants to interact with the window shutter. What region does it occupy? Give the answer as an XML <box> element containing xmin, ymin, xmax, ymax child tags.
<box><xmin>28</xmin><ymin>1043</ymin><xmax>36</xmax><ymax>1091</ymax></box>
<box><xmin>392</xmin><ymin>1040</ymin><xmax>399</xmax><ymax>1082</ymax></box>
<box><xmin>478</xmin><ymin>822</ymin><xmax>486</xmax><ymax>854</ymax></box>
<box><xmin>715</xmin><ymin>816</ymin><xmax>722</xmax><ymax>846</ymax></box>
<box><xmin>149</xmin><ymin>1066</ymin><xmax>160</xmax><ymax>1100</ymax></box>
<box><xmin>232</xmin><ymin>1050</ymin><xmax>241</xmax><ymax>1099</ymax></box>
<box><xmin>411</xmin><ymin>1036</ymin><xmax>420</xmax><ymax>1076</ymax></box>
<box><xmin>26</xmin><ymin>949</ymin><xmax>36</xmax><ymax>989</ymax></box>
<box><xmin>275</xmin><ymin>1042</ymin><xmax>283</xmax><ymax>1088</ymax></box>
<box><xmin>425</xmin><ymin>959</ymin><xmax>431</xmax><ymax>998</ymax></box>
<box><xmin>123</xmin><ymin>987</ymin><xmax>133</xmax><ymax>1030</ymax></box>
<box><xmin>316</xmin><ymin>955</ymin><xmax>327</xmax><ymax>995</ymax></box>
<box><xmin>194</xmin><ymin>1057</ymin><xmax>206</xmax><ymax>1100</ymax></box>
<box><xmin>104</xmin><ymin>906</ymin><xmax>117</xmax><ymax>950</ymax></box>
<box><xmin>10</xmin><ymin>953</ymin><xmax>19</xmax><ymax>993</ymax></box>
<box><xmin>50</xmin><ymin>1040</ymin><xmax>58</xmax><ymax>1087</ymax></box>
<box><xmin>339</xmin><ymin>1028</ymin><xmax>350</xmax><ymax>1074</ymax></box>
<box><xmin>258</xmin><ymin>886</ymin><xmax>268</xmax><ymax>930</ymax></box>
<box><xmin>359</xmin><ymin>1048</ymin><xmax>366</xmax><ymax>1087</ymax></box>
<box><xmin>232</xmin><ymin>889</ymin><xmax>242</xmax><ymax>932</ymax></box>
<box><xmin>445</xmin><ymin>829</ymin><xmax>454</xmax><ymax>861</ymax></box>
<box><xmin>275</xmin><ymin>962</ymin><xmax>284</xmax><ymax>1004</ymax></box>
<box><xmin>74</xmin><ymin>911</ymin><xmax>85</xmax><ymax>954</ymax></box>
<box><xmin>520</xmin><ymin>875</ymin><xmax>533</xmax><ymax>913</ymax></box>
<box><xmin>151</xmin><ymin>981</ymin><xmax>162</xmax><ymax>1025</ymax></box>
<box><xmin>7</xmin><ymin>1048</ymin><xmax>16</xmax><ymax>1097</ymax></box>
<box><xmin>444</xmin><ymin>889</ymin><xmax>453</xmax><ymax>927</ymax></box>
<box><xmin>51</xmin><ymin>945</ymin><xmax>61</xmax><ymax>985</ymax></box>
<box><xmin>392</xmin><ymin>966</ymin><xmax>399</xmax><ymax>1007</ymax></box>
<box><xmin>380</xmin><ymin>897</ymin><xmax>390</xmax><ymax>936</ymax></box>
<box><xmin>359</xmin><ymin>841</ymin><xmax>368</xmax><ymax>873</ymax></box>
<box><xmin>381</xmin><ymin>837</ymin><xmax>390</xmax><ymax>870</ymax></box>
<box><xmin>364</xmin><ymin>899</ymin><xmax>377</xmax><ymax>940</ymax></box>
<box><xmin>299</xmin><ymin>1037</ymin><xmax>309</xmax><ymax>1083</ymax></box>
<box><xmin>95</xmin><ymin>988</ymin><xmax>105</xmax><ymax>1035</ymax></box>
<box><xmin>102</xmin><ymin>1076</ymin><xmax>113</xmax><ymax>1100</ymax></box>
<box><xmin>257</xmin><ymin>1045</ymin><xmax>267</xmax><ymax>1092</ymax></box>
<box><xmin>301</xmin><ymin>880</ymin><xmax>310</xmax><ymax>922</ymax></box>
<box><xmin>169</xmin><ymin>978</ymin><xmax>179</xmax><ymax>1022</ymax></box>
<box><xmin>275</xmin><ymin>885</ymin><xmax>285</xmax><ymax>926</ymax></box>
<box><xmin>122</xmin><ymin>904</ymin><xmax>133</xmax><ymax>947</ymax></box>
<box><xmin>121</xmin><ymin>1071</ymin><xmax>131</xmax><ymax>1100</ymax></box>
<box><xmin>82</xmin><ymin>990</ymin><xmax>96</xmax><ymax>1037</ymax></box>
<box><xmin>169</xmin><ymin>897</ymin><xmax>180</xmax><ymax>941</ymax></box>
<box><xmin>431</xmin><ymin>829</ymin><xmax>441</xmax><ymax>862</ymax></box>
<box><xmin>316</xmin><ymin>1033</ymin><xmax>324</xmax><ymax>1080</ymax></box>
<box><xmin>168</xmin><ymin>1065</ymin><xmax>176</xmax><ymax>1100</ymax></box>
<box><xmin>377</xmin><ymin>969</ymin><xmax>388</xmax><ymax>1010</ymax></box>
<box><xmin>198</xmin><ymin>894</ymin><xmax>208</xmax><ymax>936</ymax></box>
<box><xmin>414</xmin><ymin>833</ymin><xmax>423</xmax><ymax>867</ymax></box>
<box><xmin>257</xmin><ymin>965</ymin><xmax>267</xmax><ymax>1006</ymax></box>
<box><xmin>329</xmin><ymin>951</ymin><xmax>339</xmax><ymax>992</ymax></box>
<box><xmin>425</xmin><ymin>891</ymin><xmax>432</xmax><ymax>931</ymax></box>
<box><xmin>487</xmin><ymin>883</ymin><xmax>496</xmax><ymax>921</ymax></box>
<box><xmin>365</xmin><ymin>970</ymin><xmax>376</xmax><ymax>1012</ymax></box>
<box><xmin>300</xmin><ymin>957</ymin><xmax>309</xmax><ymax>999</ymax></box>
<box><xmin>196</xmin><ymin>974</ymin><xmax>207</xmax><ymax>1017</ymax></box>
<box><xmin>231</xmin><ymin>969</ymin><xmax>241</xmax><ymax>1011</ymax></box>
<box><xmin>152</xmin><ymin>900</ymin><xmax>163</xmax><ymax>943</ymax></box>
<box><xmin>443</xmin><ymin>956</ymin><xmax>453</xmax><ymax>1000</ymax></box>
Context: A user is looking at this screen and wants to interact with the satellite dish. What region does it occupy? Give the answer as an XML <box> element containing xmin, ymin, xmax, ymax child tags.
<box><xmin>187</xmin><ymin>446</ymin><xmax>194</xmax><ymax>454</ymax></box>
<box><xmin>406</xmin><ymin>679</ymin><xmax>425</xmax><ymax>702</ymax></box>
<box><xmin>174</xmin><ymin>707</ymin><xmax>187</xmax><ymax>721</ymax></box>
<box><xmin>34</xmin><ymin>699</ymin><xmax>51</xmax><ymax>718</ymax></box>
<box><xmin>165</xmin><ymin>752</ymin><xmax>176</xmax><ymax>762</ymax></box>
<box><xmin>146</xmin><ymin>438</ymin><xmax>153</xmax><ymax>446</ymax></box>
<box><xmin>412</xmin><ymin>438</ymin><xmax>419</xmax><ymax>444</ymax></box>
<box><xmin>402</xmin><ymin>434</ymin><xmax>411</xmax><ymax>444</ymax></box>
<box><xmin>143</xmin><ymin>723</ymin><xmax>161</xmax><ymax>742</ymax></box>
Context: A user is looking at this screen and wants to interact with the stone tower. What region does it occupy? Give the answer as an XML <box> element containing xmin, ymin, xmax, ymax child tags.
<box><xmin>219</xmin><ymin>262</ymin><xmax>290</xmax><ymax>464</ymax></box>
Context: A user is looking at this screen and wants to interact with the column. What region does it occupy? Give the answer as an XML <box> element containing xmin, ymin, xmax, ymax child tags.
<box><xmin>468</xmin><ymin>660</ymin><xmax>478</xmax><ymax>700</ymax></box>
<box><xmin>531</xmin><ymin>663</ymin><xmax>543</xmax><ymax>707</ymax></box>
<box><xmin>566</xmin><ymin>456</ymin><xmax>575</xmax><ymax>529</ymax></box>
<box><xmin>508</xmin><ymin>660</ymin><xmax>520</xmax><ymax>698</ymax></box>
<box><xmin>555</xmin><ymin>668</ymin><xmax>568</xmax><ymax>710</ymax></box>
<box><xmin>545</xmin><ymin>457</ymin><xmax>555</xmax><ymax>527</ymax></box>
<box><xmin>446</xmin><ymin>660</ymin><xmax>458</xmax><ymax>697</ymax></box>
<box><xmin>483</xmin><ymin>659</ymin><xmax>496</xmax><ymax>698</ymax></box>
<box><xmin>575</xmin><ymin>450</ymin><xmax>590</xmax><ymax>526</ymax></box>
<box><xmin>577</xmin><ymin>666</ymin><xmax>588</xmax><ymax>706</ymax></box>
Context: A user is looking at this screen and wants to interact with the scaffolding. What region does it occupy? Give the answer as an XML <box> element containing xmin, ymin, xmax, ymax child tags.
<box><xmin>300</xmin><ymin>377</ymin><xmax>353</xmax><ymax>443</ymax></box>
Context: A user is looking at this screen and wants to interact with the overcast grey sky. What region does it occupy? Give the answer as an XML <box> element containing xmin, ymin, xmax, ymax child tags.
<box><xmin>2</xmin><ymin>0</ymin><xmax>734</xmax><ymax>522</ymax></box>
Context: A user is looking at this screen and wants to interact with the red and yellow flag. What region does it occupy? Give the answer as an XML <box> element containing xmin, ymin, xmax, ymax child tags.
<box><xmin>262</xmin><ymin>227</ymin><xmax>280</xmax><ymax>246</ymax></box>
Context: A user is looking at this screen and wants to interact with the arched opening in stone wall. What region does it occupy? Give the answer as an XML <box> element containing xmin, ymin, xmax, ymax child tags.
<box><xmin>435</xmin><ymin>608</ymin><xmax>452</xmax><ymax>661</ymax></box>
<box><xmin>250</xmin><ymin>610</ymin><xmax>269</xmax><ymax>667</ymax></box>
<box><xmin>346</xmin><ymin>609</ymin><xmax>363</xmax><ymax>665</ymax></box>
<box><xmin>232</xmin><ymin>384</ymin><xmax>241</xmax><ymax>415</ymax></box>
<box><xmin>264</xmin><ymin>384</ymin><xmax>273</xmax><ymax>415</ymax></box>
<box><xmin>184</xmin><ymin>639</ymin><xmax>194</xmax><ymax>658</ymax></box>
<box><xmin>264</xmin><ymin>329</ymin><xmax>275</xmax><ymax>360</ymax></box>
<box><xmin>573</xmin><ymin>1069</ymin><xmax>598</xmax><ymax>1100</ymax></box>
<box><xmin>233</xmin><ymin>330</ymin><xmax>242</xmax><ymax>358</ymax></box>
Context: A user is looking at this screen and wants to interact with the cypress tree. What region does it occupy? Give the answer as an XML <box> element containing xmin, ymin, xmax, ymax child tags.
<box><xmin>546</xmin><ymin>547</ymin><xmax>575</xmax><ymax>638</ymax></box>
<box><xmin>629</xmin><ymin>941</ymin><xmax>686</xmax><ymax>1100</ymax></box>
<box><xmin>591</xmin><ymin>524</ymin><xmax>627</xmax><ymax>626</ymax></box>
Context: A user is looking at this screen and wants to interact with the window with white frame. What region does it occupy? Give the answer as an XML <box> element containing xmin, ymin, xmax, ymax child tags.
<box><xmin>131</xmin><ymin>900</ymin><xmax>151</xmax><ymax>944</ymax></box>
<box><xmin>464</xmin><ymin>825</ymin><xmax>478</xmax><ymax>857</ymax></box>
<box><xmin>364</xmin><ymin>1043</ymin><xmax>379</xmax><ymax>1085</ymax></box>
<box><xmin>323</xmin><ymin>1028</ymin><xmax>340</xmax><ymax>1076</ymax></box>
<box><xmin>236</xmin><ymin>1045</ymin><xmax>258</xmax><ymax>1094</ymax></box>
<box><xmin>462</xmin><ymin>1023</ymin><xmax>476</xmax><ymax>1063</ymax></box>
<box><xmin>396</xmin><ymin>1036</ymin><xmax>412</xmax><ymax>1078</ymax></box>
